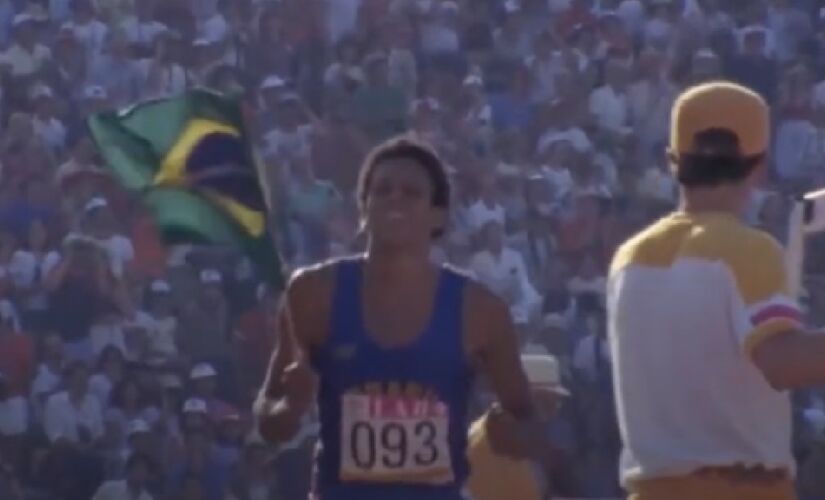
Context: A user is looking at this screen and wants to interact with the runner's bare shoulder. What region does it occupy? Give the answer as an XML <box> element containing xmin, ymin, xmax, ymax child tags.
<box><xmin>286</xmin><ymin>257</ymin><xmax>360</xmax><ymax>346</ymax></box>
<box><xmin>458</xmin><ymin>269</ymin><xmax>513</xmax><ymax>359</ymax></box>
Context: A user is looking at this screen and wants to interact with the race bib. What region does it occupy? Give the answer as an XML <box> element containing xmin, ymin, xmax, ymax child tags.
<box><xmin>340</xmin><ymin>393</ymin><xmax>454</xmax><ymax>484</ymax></box>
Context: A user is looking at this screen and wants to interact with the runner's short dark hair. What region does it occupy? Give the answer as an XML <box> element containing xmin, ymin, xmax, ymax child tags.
<box><xmin>357</xmin><ymin>136</ymin><xmax>450</xmax><ymax>237</ymax></box>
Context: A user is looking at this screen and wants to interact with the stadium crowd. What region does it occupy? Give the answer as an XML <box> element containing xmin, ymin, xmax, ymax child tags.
<box><xmin>0</xmin><ymin>0</ymin><xmax>823</xmax><ymax>498</ymax></box>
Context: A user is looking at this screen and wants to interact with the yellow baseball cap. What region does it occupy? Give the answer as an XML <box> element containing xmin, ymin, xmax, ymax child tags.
<box><xmin>670</xmin><ymin>81</ymin><xmax>769</xmax><ymax>160</ymax></box>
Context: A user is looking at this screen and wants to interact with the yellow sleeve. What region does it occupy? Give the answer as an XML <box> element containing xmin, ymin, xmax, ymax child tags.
<box><xmin>723</xmin><ymin>232</ymin><xmax>802</xmax><ymax>357</ymax></box>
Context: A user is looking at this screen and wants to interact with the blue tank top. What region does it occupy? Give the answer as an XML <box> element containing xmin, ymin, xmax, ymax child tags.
<box><xmin>310</xmin><ymin>258</ymin><xmax>473</xmax><ymax>500</ymax></box>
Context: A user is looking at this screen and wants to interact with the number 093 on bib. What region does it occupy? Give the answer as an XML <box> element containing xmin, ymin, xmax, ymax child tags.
<box><xmin>340</xmin><ymin>393</ymin><xmax>454</xmax><ymax>484</ymax></box>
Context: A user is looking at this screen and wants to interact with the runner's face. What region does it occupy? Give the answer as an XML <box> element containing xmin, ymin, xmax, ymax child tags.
<box><xmin>363</xmin><ymin>158</ymin><xmax>443</xmax><ymax>248</ymax></box>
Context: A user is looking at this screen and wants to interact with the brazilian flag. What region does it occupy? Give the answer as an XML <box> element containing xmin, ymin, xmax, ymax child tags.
<box><xmin>88</xmin><ymin>89</ymin><xmax>283</xmax><ymax>287</ymax></box>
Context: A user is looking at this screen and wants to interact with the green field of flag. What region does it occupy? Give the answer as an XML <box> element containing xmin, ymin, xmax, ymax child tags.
<box><xmin>88</xmin><ymin>89</ymin><xmax>283</xmax><ymax>288</ymax></box>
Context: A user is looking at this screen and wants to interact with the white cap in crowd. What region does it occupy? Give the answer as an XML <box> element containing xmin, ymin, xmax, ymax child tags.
<box><xmin>537</xmin><ymin>129</ymin><xmax>593</xmax><ymax>155</ymax></box>
<box><xmin>463</xmin><ymin>74</ymin><xmax>483</xmax><ymax>87</ymax></box>
<box><xmin>439</xmin><ymin>1</ymin><xmax>459</xmax><ymax>14</ymax></box>
<box><xmin>150</xmin><ymin>280</ymin><xmax>172</xmax><ymax>294</ymax></box>
<box><xmin>83</xmin><ymin>85</ymin><xmax>108</xmax><ymax>101</ymax></box>
<box><xmin>190</xmin><ymin>362</ymin><xmax>217</xmax><ymax>379</ymax></box>
<box><xmin>521</xmin><ymin>354</ymin><xmax>570</xmax><ymax>396</ymax></box>
<box><xmin>84</xmin><ymin>196</ymin><xmax>109</xmax><ymax>213</ymax></box>
<box><xmin>127</xmin><ymin>419</ymin><xmax>151</xmax><ymax>437</ymax></box>
<box><xmin>504</xmin><ymin>0</ymin><xmax>521</xmax><ymax>13</ymax></box>
<box><xmin>12</xmin><ymin>13</ymin><xmax>35</xmax><ymax>28</ymax></box>
<box><xmin>410</xmin><ymin>97</ymin><xmax>440</xmax><ymax>115</ymax></box>
<box><xmin>260</xmin><ymin>75</ymin><xmax>286</xmax><ymax>91</ymax></box>
<box><xmin>200</xmin><ymin>269</ymin><xmax>222</xmax><ymax>284</ymax></box>
<box><xmin>30</xmin><ymin>84</ymin><xmax>53</xmax><ymax>100</ymax></box>
<box><xmin>62</xmin><ymin>232</ymin><xmax>99</xmax><ymax>248</ymax></box>
<box><xmin>183</xmin><ymin>398</ymin><xmax>208</xmax><ymax>414</ymax></box>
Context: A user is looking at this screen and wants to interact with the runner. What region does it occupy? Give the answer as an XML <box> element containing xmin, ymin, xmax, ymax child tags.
<box><xmin>609</xmin><ymin>81</ymin><xmax>825</xmax><ymax>500</ymax></box>
<box><xmin>254</xmin><ymin>136</ymin><xmax>535</xmax><ymax>500</ymax></box>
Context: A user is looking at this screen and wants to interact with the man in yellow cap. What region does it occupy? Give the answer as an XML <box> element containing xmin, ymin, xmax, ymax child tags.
<box><xmin>466</xmin><ymin>354</ymin><xmax>570</xmax><ymax>500</ymax></box>
<box><xmin>609</xmin><ymin>81</ymin><xmax>825</xmax><ymax>500</ymax></box>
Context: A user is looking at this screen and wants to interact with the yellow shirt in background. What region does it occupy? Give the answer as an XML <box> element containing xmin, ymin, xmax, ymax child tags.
<box><xmin>466</xmin><ymin>417</ymin><xmax>542</xmax><ymax>500</ymax></box>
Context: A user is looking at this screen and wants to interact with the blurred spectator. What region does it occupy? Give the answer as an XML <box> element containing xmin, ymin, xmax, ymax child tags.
<box><xmin>589</xmin><ymin>55</ymin><xmax>631</xmax><ymax>139</ymax></box>
<box><xmin>105</xmin><ymin>377</ymin><xmax>159</xmax><ymax>449</ymax></box>
<box><xmin>0</xmin><ymin>301</ymin><xmax>33</xmax><ymax>398</ymax></box>
<box><xmin>89</xmin><ymin>30</ymin><xmax>142</xmax><ymax>107</ymax></box>
<box><xmin>120</xmin><ymin>0</ymin><xmax>165</xmax><ymax>51</ymax></box>
<box><xmin>89</xmin><ymin>345</ymin><xmax>125</xmax><ymax>406</ymax></box>
<box><xmin>92</xmin><ymin>451</ymin><xmax>154</xmax><ymax>500</ymax></box>
<box><xmin>138</xmin><ymin>31</ymin><xmax>187</xmax><ymax>100</ymax></box>
<box><xmin>0</xmin><ymin>372</ymin><xmax>28</xmax><ymax>443</ymax></box>
<box><xmin>80</xmin><ymin>196</ymin><xmax>134</xmax><ymax>278</ymax></box>
<box><xmin>63</xmin><ymin>0</ymin><xmax>109</xmax><ymax>60</ymax></box>
<box><xmin>0</xmin><ymin>15</ymin><xmax>52</xmax><ymax>79</ymax></box>
<box><xmin>232</xmin><ymin>285</ymin><xmax>277</xmax><ymax>396</ymax></box>
<box><xmin>166</xmin><ymin>427</ymin><xmax>231</xmax><ymax>500</ymax></box>
<box><xmin>30</xmin><ymin>332</ymin><xmax>64</xmax><ymax>421</ymax></box>
<box><xmin>42</xmin><ymin>360</ymin><xmax>106</xmax><ymax>498</ymax></box>
<box><xmin>44</xmin><ymin>361</ymin><xmax>104</xmax><ymax>445</ymax></box>
<box><xmin>189</xmin><ymin>362</ymin><xmax>235</xmax><ymax>424</ymax></box>
<box><xmin>284</xmin><ymin>147</ymin><xmax>341</xmax><ymax>264</ymax></box>
<box><xmin>139</xmin><ymin>279</ymin><xmax>179</xmax><ymax>361</ymax></box>
<box><xmin>730</xmin><ymin>25</ymin><xmax>779</xmax><ymax>103</ymax></box>
<box><xmin>30</xmin><ymin>83</ymin><xmax>67</xmax><ymax>153</ymax></box>
<box><xmin>45</xmin><ymin>234</ymin><xmax>127</xmax><ymax>362</ymax></box>
<box><xmin>351</xmin><ymin>51</ymin><xmax>408</xmax><ymax>141</ymax></box>
<box><xmin>571</xmin><ymin>306</ymin><xmax>621</xmax><ymax>496</ymax></box>
<box><xmin>227</xmin><ymin>431</ymin><xmax>278</xmax><ymax>500</ymax></box>
<box><xmin>323</xmin><ymin>36</ymin><xmax>365</xmax><ymax>97</ymax></box>
<box><xmin>178</xmin><ymin>270</ymin><xmax>232</xmax><ymax>379</ymax></box>
<box><xmin>628</xmin><ymin>47</ymin><xmax>676</xmax><ymax>162</ymax></box>
<box><xmin>469</xmin><ymin>220</ymin><xmax>541</xmax><ymax>327</ymax></box>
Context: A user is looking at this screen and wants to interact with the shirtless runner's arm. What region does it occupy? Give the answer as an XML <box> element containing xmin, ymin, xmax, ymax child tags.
<box><xmin>254</xmin><ymin>267</ymin><xmax>328</xmax><ymax>444</ymax></box>
<box><xmin>465</xmin><ymin>283</ymin><xmax>542</xmax><ymax>459</ymax></box>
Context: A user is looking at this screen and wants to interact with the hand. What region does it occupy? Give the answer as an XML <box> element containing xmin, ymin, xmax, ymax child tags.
<box><xmin>484</xmin><ymin>404</ymin><xmax>531</xmax><ymax>459</ymax></box>
<box><xmin>280</xmin><ymin>356</ymin><xmax>318</xmax><ymax>414</ymax></box>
